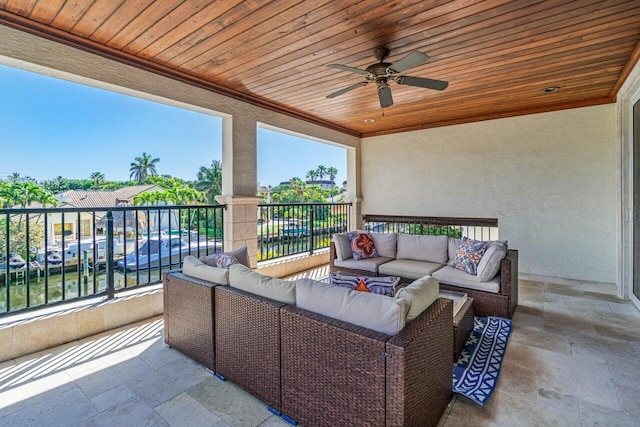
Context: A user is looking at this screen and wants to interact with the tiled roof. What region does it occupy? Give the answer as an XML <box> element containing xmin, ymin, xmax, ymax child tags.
<box><xmin>56</xmin><ymin>185</ymin><xmax>164</xmax><ymax>208</ymax></box>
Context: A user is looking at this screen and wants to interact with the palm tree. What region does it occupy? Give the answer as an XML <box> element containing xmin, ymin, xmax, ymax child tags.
<box><xmin>316</xmin><ymin>165</ymin><xmax>327</xmax><ymax>181</ymax></box>
<box><xmin>196</xmin><ymin>160</ymin><xmax>222</xmax><ymax>203</ymax></box>
<box><xmin>129</xmin><ymin>152</ymin><xmax>160</xmax><ymax>184</ymax></box>
<box><xmin>289</xmin><ymin>177</ymin><xmax>306</xmax><ymax>202</ymax></box>
<box><xmin>326</xmin><ymin>166</ymin><xmax>338</xmax><ymax>202</ymax></box>
<box><xmin>305</xmin><ymin>169</ymin><xmax>318</xmax><ymax>185</ymax></box>
<box><xmin>89</xmin><ymin>172</ymin><xmax>105</xmax><ymax>189</ymax></box>
<box><xmin>8</xmin><ymin>172</ymin><xmax>21</xmax><ymax>183</ymax></box>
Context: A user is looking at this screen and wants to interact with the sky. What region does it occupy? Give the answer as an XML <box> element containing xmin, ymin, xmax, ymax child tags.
<box><xmin>0</xmin><ymin>64</ymin><xmax>346</xmax><ymax>188</ymax></box>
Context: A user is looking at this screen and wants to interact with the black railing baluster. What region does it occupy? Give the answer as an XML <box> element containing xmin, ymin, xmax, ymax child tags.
<box><xmin>77</xmin><ymin>211</ymin><xmax>81</xmax><ymax>298</ymax></box>
<box><xmin>92</xmin><ymin>212</ymin><xmax>97</xmax><ymax>295</ymax></box>
<box><xmin>25</xmin><ymin>212</ymin><xmax>30</xmax><ymax>308</ymax></box>
<box><xmin>106</xmin><ymin>211</ymin><xmax>115</xmax><ymax>300</ymax></box>
<box><xmin>122</xmin><ymin>211</ymin><xmax>128</xmax><ymax>289</ymax></box>
<box><xmin>61</xmin><ymin>211</ymin><xmax>65</xmax><ymax>302</ymax></box>
<box><xmin>4</xmin><ymin>213</ymin><xmax>10</xmax><ymax>312</ymax></box>
<box><xmin>44</xmin><ymin>212</ymin><xmax>49</xmax><ymax>305</ymax></box>
<box><xmin>135</xmin><ymin>210</ymin><xmax>140</xmax><ymax>286</ymax></box>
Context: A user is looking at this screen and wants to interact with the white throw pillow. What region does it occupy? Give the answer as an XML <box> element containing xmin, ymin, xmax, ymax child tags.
<box><xmin>182</xmin><ymin>255</ymin><xmax>229</xmax><ymax>285</ymax></box>
<box><xmin>296</xmin><ymin>279</ymin><xmax>408</xmax><ymax>336</ymax></box>
<box><xmin>228</xmin><ymin>264</ymin><xmax>296</xmax><ymax>305</ymax></box>
<box><xmin>395</xmin><ymin>276</ymin><xmax>440</xmax><ymax>322</ymax></box>
<box><xmin>476</xmin><ymin>242</ymin><xmax>508</xmax><ymax>281</ymax></box>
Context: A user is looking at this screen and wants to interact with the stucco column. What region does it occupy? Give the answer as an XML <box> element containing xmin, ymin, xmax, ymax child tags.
<box><xmin>217</xmin><ymin>115</ymin><xmax>261</xmax><ymax>267</ymax></box>
<box><xmin>345</xmin><ymin>197</ymin><xmax>364</xmax><ymax>231</ymax></box>
<box><xmin>345</xmin><ymin>145</ymin><xmax>363</xmax><ymax>230</ymax></box>
<box><xmin>215</xmin><ymin>195</ymin><xmax>262</xmax><ymax>267</ymax></box>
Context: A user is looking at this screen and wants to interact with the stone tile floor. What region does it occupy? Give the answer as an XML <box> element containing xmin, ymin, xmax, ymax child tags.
<box><xmin>0</xmin><ymin>272</ymin><xmax>638</xmax><ymax>426</ymax></box>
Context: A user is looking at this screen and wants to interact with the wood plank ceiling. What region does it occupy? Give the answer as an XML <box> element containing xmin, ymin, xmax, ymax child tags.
<box><xmin>1</xmin><ymin>0</ymin><xmax>639</xmax><ymax>137</ymax></box>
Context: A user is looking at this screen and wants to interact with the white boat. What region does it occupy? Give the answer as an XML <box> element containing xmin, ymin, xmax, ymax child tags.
<box><xmin>117</xmin><ymin>236</ymin><xmax>221</xmax><ymax>271</ymax></box>
<box><xmin>35</xmin><ymin>237</ymin><xmax>134</xmax><ymax>268</ymax></box>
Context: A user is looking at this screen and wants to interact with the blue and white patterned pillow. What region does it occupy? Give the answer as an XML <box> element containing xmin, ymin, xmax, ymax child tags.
<box><xmin>329</xmin><ymin>273</ymin><xmax>399</xmax><ymax>296</ymax></box>
<box><xmin>451</xmin><ymin>236</ymin><xmax>488</xmax><ymax>275</ymax></box>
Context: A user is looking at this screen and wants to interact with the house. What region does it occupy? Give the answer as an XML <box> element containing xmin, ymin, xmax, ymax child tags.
<box><xmin>48</xmin><ymin>185</ymin><xmax>165</xmax><ymax>241</ymax></box>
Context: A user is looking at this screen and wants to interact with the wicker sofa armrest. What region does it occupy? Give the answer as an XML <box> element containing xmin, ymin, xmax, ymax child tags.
<box><xmin>163</xmin><ymin>271</ymin><xmax>218</xmax><ymax>371</ymax></box>
<box><xmin>281</xmin><ymin>305</ymin><xmax>390</xmax><ymax>427</ymax></box>
<box><xmin>500</xmin><ymin>249</ymin><xmax>518</xmax><ymax>313</ymax></box>
<box><xmin>214</xmin><ymin>285</ymin><xmax>287</xmax><ymax>411</ymax></box>
<box><xmin>386</xmin><ymin>298</ymin><xmax>453</xmax><ymax>427</ymax></box>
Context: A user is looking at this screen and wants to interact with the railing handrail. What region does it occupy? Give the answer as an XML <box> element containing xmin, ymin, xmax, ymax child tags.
<box><xmin>363</xmin><ymin>214</ymin><xmax>498</xmax><ymax>227</ymax></box>
<box><xmin>258</xmin><ymin>202</ymin><xmax>350</xmax><ymax>207</ymax></box>
<box><xmin>0</xmin><ymin>204</ymin><xmax>226</xmax><ymax>215</ymax></box>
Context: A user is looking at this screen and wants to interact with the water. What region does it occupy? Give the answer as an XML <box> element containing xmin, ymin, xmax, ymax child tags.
<box><xmin>0</xmin><ymin>263</ymin><xmax>174</xmax><ymax>313</ymax></box>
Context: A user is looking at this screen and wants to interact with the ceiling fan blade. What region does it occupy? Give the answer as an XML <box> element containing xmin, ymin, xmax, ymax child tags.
<box><xmin>388</xmin><ymin>51</ymin><xmax>429</xmax><ymax>73</ymax></box>
<box><xmin>327</xmin><ymin>64</ymin><xmax>371</xmax><ymax>76</ymax></box>
<box><xmin>396</xmin><ymin>75</ymin><xmax>448</xmax><ymax>91</ymax></box>
<box><xmin>378</xmin><ymin>85</ymin><xmax>394</xmax><ymax>108</ymax></box>
<box><xmin>326</xmin><ymin>82</ymin><xmax>369</xmax><ymax>98</ymax></box>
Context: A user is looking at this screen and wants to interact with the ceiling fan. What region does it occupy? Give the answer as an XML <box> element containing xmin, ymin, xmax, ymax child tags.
<box><xmin>326</xmin><ymin>47</ymin><xmax>448</xmax><ymax>108</ymax></box>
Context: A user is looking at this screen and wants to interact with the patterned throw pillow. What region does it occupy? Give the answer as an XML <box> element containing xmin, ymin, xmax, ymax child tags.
<box><xmin>451</xmin><ymin>236</ymin><xmax>489</xmax><ymax>275</ymax></box>
<box><xmin>329</xmin><ymin>273</ymin><xmax>399</xmax><ymax>296</ymax></box>
<box><xmin>201</xmin><ymin>252</ymin><xmax>238</xmax><ymax>269</ymax></box>
<box><xmin>347</xmin><ymin>232</ymin><xmax>378</xmax><ymax>260</ymax></box>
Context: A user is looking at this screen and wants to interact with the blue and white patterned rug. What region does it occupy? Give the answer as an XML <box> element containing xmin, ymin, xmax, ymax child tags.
<box><xmin>453</xmin><ymin>316</ymin><xmax>512</xmax><ymax>405</ymax></box>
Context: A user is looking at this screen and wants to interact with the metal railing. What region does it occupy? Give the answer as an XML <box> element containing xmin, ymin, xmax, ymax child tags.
<box><xmin>0</xmin><ymin>205</ymin><xmax>224</xmax><ymax>315</ymax></box>
<box><xmin>257</xmin><ymin>203</ymin><xmax>350</xmax><ymax>261</ymax></box>
<box><xmin>363</xmin><ymin>214</ymin><xmax>499</xmax><ymax>240</ymax></box>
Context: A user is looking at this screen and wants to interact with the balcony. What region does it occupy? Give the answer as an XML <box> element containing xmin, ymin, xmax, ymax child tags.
<box><xmin>0</xmin><ymin>269</ymin><xmax>638</xmax><ymax>426</ymax></box>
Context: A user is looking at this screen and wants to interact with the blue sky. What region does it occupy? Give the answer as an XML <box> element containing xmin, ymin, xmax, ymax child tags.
<box><xmin>0</xmin><ymin>64</ymin><xmax>346</xmax><ymax>188</ymax></box>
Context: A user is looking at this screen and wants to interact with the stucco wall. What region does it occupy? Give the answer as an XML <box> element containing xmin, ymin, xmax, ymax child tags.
<box><xmin>362</xmin><ymin>104</ymin><xmax>617</xmax><ymax>283</ymax></box>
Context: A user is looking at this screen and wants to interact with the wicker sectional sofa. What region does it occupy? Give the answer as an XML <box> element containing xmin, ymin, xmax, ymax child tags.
<box><xmin>330</xmin><ymin>232</ymin><xmax>519</xmax><ymax>318</ymax></box>
<box><xmin>163</xmin><ymin>259</ymin><xmax>453</xmax><ymax>427</ymax></box>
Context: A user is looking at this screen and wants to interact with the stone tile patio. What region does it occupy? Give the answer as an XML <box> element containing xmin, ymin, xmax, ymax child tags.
<box><xmin>0</xmin><ymin>273</ymin><xmax>638</xmax><ymax>426</ymax></box>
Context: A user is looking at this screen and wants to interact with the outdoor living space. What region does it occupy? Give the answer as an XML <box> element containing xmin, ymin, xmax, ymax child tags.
<box><xmin>1</xmin><ymin>2</ymin><xmax>640</xmax><ymax>426</ymax></box>
<box><xmin>0</xmin><ymin>269</ymin><xmax>638</xmax><ymax>427</ymax></box>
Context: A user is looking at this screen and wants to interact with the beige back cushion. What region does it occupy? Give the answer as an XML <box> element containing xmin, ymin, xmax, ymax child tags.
<box><xmin>229</xmin><ymin>264</ymin><xmax>296</xmax><ymax>305</ymax></box>
<box><xmin>333</xmin><ymin>233</ymin><xmax>352</xmax><ymax>261</ymax></box>
<box><xmin>395</xmin><ymin>276</ymin><xmax>440</xmax><ymax>322</ymax></box>
<box><xmin>476</xmin><ymin>242</ymin><xmax>508</xmax><ymax>281</ymax></box>
<box><xmin>296</xmin><ymin>279</ymin><xmax>408</xmax><ymax>336</ymax></box>
<box><xmin>182</xmin><ymin>255</ymin><xmax>229</xmax><ymax>285</ymax></box>
<box><xmin>368</xmin><ymin>232</ymin><xmax>398</xmax><ymax>259</ymax></box>
<box><xmin>396</xmin><ymin>234</ymin><xmax>449</xmax><ymax>264</ymax></box>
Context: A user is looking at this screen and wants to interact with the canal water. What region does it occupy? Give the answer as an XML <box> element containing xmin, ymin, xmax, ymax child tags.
<box><xmin>0</xmin><ymin>263</ymin><xmax>173</xmax><ymax>313</ymax></box>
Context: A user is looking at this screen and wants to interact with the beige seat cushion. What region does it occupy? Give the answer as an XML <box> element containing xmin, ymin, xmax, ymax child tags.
<box><xmin>333</xmin><ymin>256</ymin><xmax>394</xmax><ymax>274</ymax></box>
<box><xmin>182</xmin><ymin>255</ymin><xmax>229</xmax><ymax>285</ymax></box>
<box><xmin>378</xmin><ymin>259</ymin><xmax>445</xmax><ymax>280</ymax></box>
<box><xmin>395</xmin><ymin>276</ymin><xmax>440</xmax><ymax>322</ymax></box>
<box><xmin>296</xmin><ymin>279</ymin><xmax>408</xmax><ymax>336</ymax></box>
<box><xmin>229</xmin><ymin>264</ymin><xmax>296</xmax><ymax>304</ymax></box>
<box><xmin>432</xmin><ymin>266</ymin><xmax>500</xmax><ymax>293</ymax></box>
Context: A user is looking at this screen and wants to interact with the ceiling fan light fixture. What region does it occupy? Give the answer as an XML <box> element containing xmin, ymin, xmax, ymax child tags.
<box><xmin>543</xmin><ymin>86</ymin><xmax>560</xmax><ymax>93</ymax></box>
